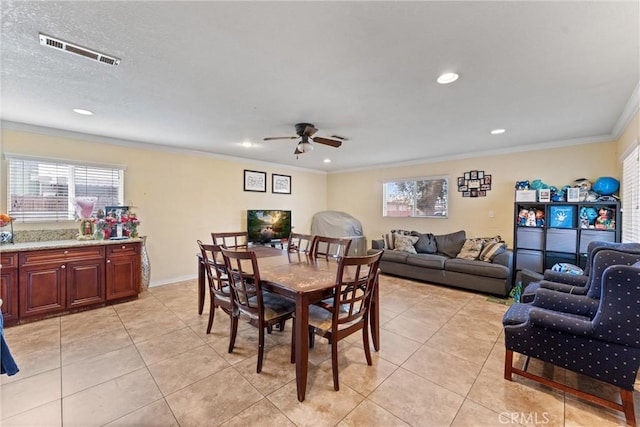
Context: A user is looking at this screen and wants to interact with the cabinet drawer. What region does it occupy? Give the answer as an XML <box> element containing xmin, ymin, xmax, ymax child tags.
<box><xmin>516</xmin><ymin>228</ymin><xmax>544</xmax><ymax>250</ymax></box>
<box><xmin>107</xmin><ymin>243</ymin><xmax>140</xmax><ymax>257</ymax></box>
<box><xmin>516</xmin><ymin>249</ymin><xmax>543</xmax><ymax>273</ymax></box>
<box><xmin>1</xmin><ymin>252</ymin><xmax>18</xmax><ymax>269</ymax></box>
<box><xmin>579</xmin><ymin>230</ymin><xmax>616</xmax><ymax>253</ymax></box>
<box><xmin>546</xmin><ymin>229</ymin><xmax>577</xmax><ymax>253</ymax></box>
<box><xmin>19</xmin><ymin>246</ymin><xmax>105</xmax><ymax>266</ymax></box>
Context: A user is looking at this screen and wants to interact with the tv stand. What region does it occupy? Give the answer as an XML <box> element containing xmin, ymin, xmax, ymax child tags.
<box><xmin>249</xmin><ymin>239</ymin><xmax>287</xmax><ymax>249</ymax></box>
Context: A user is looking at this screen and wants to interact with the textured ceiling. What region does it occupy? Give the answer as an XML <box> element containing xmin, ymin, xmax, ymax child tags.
<box><xmin>1</xmin><ymin>1</ymin><xmax>638</xmax><ymax>172</ymax></box>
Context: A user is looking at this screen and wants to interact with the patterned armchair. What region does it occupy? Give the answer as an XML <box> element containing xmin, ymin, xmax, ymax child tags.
<box><xmin>503</xmin><ymin>261</ymin><xmax>640</xmax><ymax>426</ymax></box>
<box><xmin>521</xmin><ymin>241</ymin><xmax>640</xmax><ymax>302</ymax></box>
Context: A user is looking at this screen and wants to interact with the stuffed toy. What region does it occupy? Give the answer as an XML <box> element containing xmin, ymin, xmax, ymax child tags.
<box><xmin>517</xmin><ymin>209</ymin><xmax>529</xmax><ymax>226</ymax></box>
<box><xmin>535</xmin><ymin>209</ymin><xmax>545</xmax><ymax>227</ymax></box>
<box><xmin>595</xmin><ymin>207</ymin><xmax>615</xmax><ymax>230</ymax></box>
<box><xmin>515</xmin><ymin>181</ymin><xmax>530</xmax><ymax>190</ymax></box>
<box><xmin>526</xmin><ymin>210</ymin><xmax>537</xmax><ymax>227</ymax></box>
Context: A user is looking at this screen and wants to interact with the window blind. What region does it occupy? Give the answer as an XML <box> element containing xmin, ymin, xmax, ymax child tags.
<box><xmin>622</xmin><ymin>143</ymin><xmax>640</xmax><ymax>243</ymax></box>
<box><xmin>7</xmin><ymin>156</ymin><xmax>124</xmax><ymax>222</ymax></box>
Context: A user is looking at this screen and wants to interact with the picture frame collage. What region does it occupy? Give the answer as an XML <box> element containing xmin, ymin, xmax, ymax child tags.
<box><xmin>457</xmin><ymin>170</ymin><xmax>492</xmax><ymax>198</ymax></box>
<box><xmin>243</xmin><ymin>169</ymin><xmax>291</xmax><ymax>194</ymax></box>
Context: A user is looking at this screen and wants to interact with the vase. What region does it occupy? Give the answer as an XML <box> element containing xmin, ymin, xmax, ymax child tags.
<box><xmin>140</xmin><ymin>235</ymin><xmax>151</xmax><ymax>291</ymax></box>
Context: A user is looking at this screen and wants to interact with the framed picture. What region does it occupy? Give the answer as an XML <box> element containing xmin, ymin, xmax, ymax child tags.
<box><xmin>458</xmin><ymin>185</ymin><xmax>468</xmax><ymax>192</ymax></box>
<box><xmin>484</xmin><ymin>175</ymin><xmax>492</xmax><ymax>185</ymax></box>
<box><xmin>470</xmin><ymin>170</ymin><xmax>478</xmax><ymax>180</ymax></box>
<box><xmin>462</xmin><ymin>191</ymin><xmax>471</xmax><ymax>197</ymax></box>
<box><xmin>464</xmin><ymin>172</ymin><xmax>471</xmax><ymax>180</ymax></box>
<box><xmin>468</xmin><ymin>179</ymin><xmax>481</xmax><ymax>189</ymax></box>
<box><xmin>457</xmin><ymin>177</ymin><xmax>465</xmax><ymax>187</ymax></box>
<box><xmin>479</xmin><ymin>190</ymin><xmax>487</xmax><ymax>197</ymax></box>
<box><xmin>272</xmin><ymin>174</ymin><xmax>291</xmax><ymax>194</ymax></box>
<box><xmin>105</xmin><ymin>205</ymin><xmax>129</xmax><ymax>219</ymax></box>
<box><xmin>244</xmin><ymin>170</ymin><xmax>267</xmax><ymax>192</ymax></box>
<box><xmin>471</xmin><ymin>189</ymin><xmax>478</xmax><ymax>197</ymax></box>
<box><xmin>566</xmin><ymin>187</ymin><xmax>580</xmax><ymax>202</ymax></box>
<box><xmin>480</xmin><ymin>184</ymin><xmax>491</xmax><ymax>191</ymax></box>
<box><xmin>478</xmin><ymin>171</ymin><xmax>484</xmax><ymax>179</ymax></box>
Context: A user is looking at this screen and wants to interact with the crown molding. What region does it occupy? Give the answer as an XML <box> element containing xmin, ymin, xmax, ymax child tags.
<box><xmin>612</xmin><ymin>81</ymin><xmax>640</xmax><ymax>140</ymax></box>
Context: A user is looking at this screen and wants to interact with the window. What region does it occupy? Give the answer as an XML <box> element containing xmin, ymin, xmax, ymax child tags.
<box><xmin>7</xmin><ymin>155</ymin><xmax>124</xmax><ymax>222</ymax></box>
<box><xmin>622</xmin><ymin>142</ymin><xmax>640</xmax><ymax>243</ymax></box>
<box><xmin>383</xmin><ymin>176</ymin><xmax>448</xmax><ymax>217</ymax></box>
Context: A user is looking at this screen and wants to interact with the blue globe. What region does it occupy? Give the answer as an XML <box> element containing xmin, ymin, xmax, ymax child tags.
<box><xmin>592</xmin><ymin>177</ymin><xmax>620</xmax><ymax>196</ymax></box>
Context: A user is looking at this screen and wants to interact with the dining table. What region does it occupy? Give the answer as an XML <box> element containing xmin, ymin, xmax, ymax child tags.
<box><xmin>259</xmin><ymin>252</ymin><xmax>381</xmax><ymax>402</ymax></box>
<box><xmin>197</xmin><ymin>248</ymin><xmax>381</xmax><ymax>402</ymax></box>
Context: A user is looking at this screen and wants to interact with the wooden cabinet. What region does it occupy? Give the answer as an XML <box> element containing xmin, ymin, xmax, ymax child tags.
<box><xmin>18</xmin><ymin>246</ymin><xmax>107</xmax><ymax>318</ymax></box>
<box><xmin>1</xmin><ymin>252</ymin><xmax>19</xmax><ymax>325</ymax></box>
<box><xmin>513</xmin><ymin>201</ymin><xmax>621</xmax><ymax>274</ymax></box>
<box><xmin>106</xmin><ymin>243</ymin><xmax>140</xmax><ymax>300</ymax></box>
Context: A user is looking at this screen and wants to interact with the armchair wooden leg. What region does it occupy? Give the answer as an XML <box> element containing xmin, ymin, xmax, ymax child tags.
<box><xmin>621</xmin><ymin>389</ymin><xmax>637</xmax><ymax>427</ymax></box>
<box><xmin>504</xmin><ymin>349</ymin><xmax>514</xmax><ymax>381</ymax></box>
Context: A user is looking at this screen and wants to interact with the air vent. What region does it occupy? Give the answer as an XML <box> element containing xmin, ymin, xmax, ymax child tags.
<box><xmin>39</xmin><ymin>33</ymin><xmax>120</xmax><ymax>66</ymax></box>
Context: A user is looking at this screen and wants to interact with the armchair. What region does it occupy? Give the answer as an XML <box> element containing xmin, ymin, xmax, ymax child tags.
<box><xmin>521</xmin><ymin>242</ymin><xmax>640</xmax><ymax>303</ymax></box>
<box><xmin>503</xmin><ymin>261</ymin><xmax>640</xmax><ymax>426</ymax></box>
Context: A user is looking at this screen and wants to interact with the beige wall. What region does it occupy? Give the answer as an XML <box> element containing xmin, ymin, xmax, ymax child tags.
<box><xmin>327</xmin><ymin>141</ymin><xmax>619</xmax><ymax>248</ymax></box>
<box><xmin>1</xmin><ymin>129</ymin><xmax>327</xmax><ymax>285</ymax></box>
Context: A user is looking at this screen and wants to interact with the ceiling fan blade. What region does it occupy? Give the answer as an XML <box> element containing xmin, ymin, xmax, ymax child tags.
<box><xmin>312</xmin><ymin>137</ymin><xmax>342</xmax><ymax>148</ymax></box>
<box><xmin>302</xmin><ymin>125</ymin><xmax>318</xmax><ymax>137</ymax></box>
<box><xmin>263</xmin><ymin>136</ymin><xmax>298</xmax><ymax>141</ymax></box>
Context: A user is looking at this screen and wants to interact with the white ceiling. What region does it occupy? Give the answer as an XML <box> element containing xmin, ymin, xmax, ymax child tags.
<box><xmin>1</xmin><ymin>1</ymin><xmax>638</xmax><ymax>172</ymax></box>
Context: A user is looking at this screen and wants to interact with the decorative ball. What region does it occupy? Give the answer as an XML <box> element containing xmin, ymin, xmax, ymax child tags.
<box><xmin>592</xmin><ymin>177</ymin><xmax>620</xmax><ymax>196</ymax></box>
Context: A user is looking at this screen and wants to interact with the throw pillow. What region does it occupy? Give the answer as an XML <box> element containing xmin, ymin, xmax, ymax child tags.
<box><xmin>479</xmin><ymin>241</ymin><xmax>508</xmax><ymax>262</ymax></box>
<box><xmin>456</xmin><ymin>238</ymin><xmax>484</xmax><ymax>260</ymax></box>
<box><xmin>479</xmin><ymin>235</ymin><xmax>502</xmax><ymax>245</ymax></box>
<box><xmin>393</xmin><ymin>235</ymin><xmax>418</xmax><ymax>254</ymax></box>
<box><xmin>435</xmin><ymin>230</ymin><xmax>466</xmax><ymax>258</ymax></box>
<box><xmin>413</xmin><ymin>232</ymin><xmax>437</xmax><ymax>254</ymax></box>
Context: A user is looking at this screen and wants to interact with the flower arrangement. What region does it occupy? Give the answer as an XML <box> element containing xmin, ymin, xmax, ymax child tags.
<box><xmin>0</xmin><ymin>213</ymin><xmax>12</xmax><ymax>227</ymax></box>
<box><xmin>121</xmin><ymin>213</ymin><xmax>140</xmax><ymax>237</ymax></box>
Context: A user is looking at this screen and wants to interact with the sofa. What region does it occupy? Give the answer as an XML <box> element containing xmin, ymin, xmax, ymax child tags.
<box><xmin>368</xmin><ymin>230</ymin><xmax>514</xmax><ymax>296</ymax></box>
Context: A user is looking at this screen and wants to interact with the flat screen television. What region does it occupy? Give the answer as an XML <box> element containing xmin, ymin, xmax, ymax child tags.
<box><xmin>247</xmin><ymin>210</ymin><xmax>292</xmax><ymax>244</ymax></box>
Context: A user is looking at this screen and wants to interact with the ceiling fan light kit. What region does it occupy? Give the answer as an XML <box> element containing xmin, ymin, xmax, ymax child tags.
<box><xmin>264</xmin><ymin>122</ymin><xmax>346</xmax><ymax>158</ymax></box>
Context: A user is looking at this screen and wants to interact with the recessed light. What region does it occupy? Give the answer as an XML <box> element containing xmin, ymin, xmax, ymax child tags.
<box><xmin>437</xmin><ymin>72</ymin><xmax>459</xmax><ymax>84</ymax></box>
<box><xmin>491</xmin><ymin>129</ymin><xmax>506</xmax><ymax>135</ymax></box>
<box><xmin>73</xmin><ymin>108</ymin><xmax>93</xmax><ymax>115</ymax></box>
<box><xmin>240</xmin><ymin>141</ymin><xmax>253</xmax><ymax>148</ymax></box>
<box><xmin>323</xmin><ymin>159</ymin><xmax>331</xmax><ymax>163</ymax></box>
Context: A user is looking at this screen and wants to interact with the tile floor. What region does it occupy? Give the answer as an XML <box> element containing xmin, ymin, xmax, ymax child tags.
<box><xmin>1</xmin><ymin>275</ymin><xmax>638</xmax><ymax>426</ymax></box>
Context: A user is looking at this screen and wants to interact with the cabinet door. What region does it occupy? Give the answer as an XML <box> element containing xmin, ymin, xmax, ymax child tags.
<box><xmin>106</xmin><ymin>255</ymin><xmax>140</xmax><ymax>300</ymax></box>
<box><xmin>1</xmin><ymin>252</ymin><xmax>19</xmax><ymax>325</ymax></box>
<box><xmin>66</xmin><ymin>258</ymin><xmax>105</xmax><ymax>308</ymax></box>
<box><xmin>19</xmin><ymin>262</ymin><xmax>66</xmax><ymax>317</ymax></box>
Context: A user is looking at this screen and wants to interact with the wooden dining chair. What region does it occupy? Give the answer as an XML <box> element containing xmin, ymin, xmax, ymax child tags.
<box><xmin>221</xmin><ymin>247</ymin><xmax>296</xmax><ymax>373</ymax></box>
<box><xmin>287</xmin><ymin>232</ymin><xmax>314</xmax><ymax>255</ymax></box>
<box><xmin>212</xmin><ymin>231</ymin><xmax>249</xmax><ymax>249</ymax></box>
<box><xmin>197</xmin><ymin>240</ymin><xmax>237</xmax><ymax>351</ymax></box>
<box><xmin>292</xmin><ymin>251</ymin><xmax>383</xmax><ymax>391</ymax></box>
<box><xmin>310</xmin><ymin>236</ymin><xmax>352</xmax><ymax>260</ymax></box>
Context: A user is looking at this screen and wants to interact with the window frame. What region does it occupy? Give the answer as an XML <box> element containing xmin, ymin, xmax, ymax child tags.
<box><xmin>382</xmin><ymin>175</ymin><xmax>448</xmax><ymax>218</ymax></box>
<box><xmin>621</xmin><ymin>141</ymin><xmax>640</xmax><ymax>243</ymax></box>
<box><xmin>6</xmin><ymin>154</ymin><xmax>125</xmax><ymax>223</ymax></box>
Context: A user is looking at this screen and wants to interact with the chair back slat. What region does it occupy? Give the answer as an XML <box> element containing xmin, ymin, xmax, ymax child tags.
<box><xmin>197</xmin><ymin>240</ymin><xmax>228</xmax><ymax>295</ymax></box>
<box><xmin>311</xmin><ymin>236</ymin><xmax>352</xmax><ymax>260</ymax></box>
<box><xmin>212</xmin><ymin>231</ymin><xmax>249</xmax><ymax>249</ymax></box>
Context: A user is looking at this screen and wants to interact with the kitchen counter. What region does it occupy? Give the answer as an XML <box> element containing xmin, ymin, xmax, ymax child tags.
<box><xmin>0</xmin><ymin>237</ymin><xmax>143</xmax><ymax>252</ymax></box>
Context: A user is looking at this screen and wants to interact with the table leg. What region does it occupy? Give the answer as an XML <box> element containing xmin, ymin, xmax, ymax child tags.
<box><xmin>371</xmin><ymin>277</ymin><xmax>380</xmax><ymax>351</ymax></box>
<box><xmin>198</xmin><ymin>257</ymin><xmax>205</xmax><ymax>315</ymax></box>
<box><xmin>295</xmin><ymin>294</ymin><xmax>309</xmax><ymax>401</ymax></box>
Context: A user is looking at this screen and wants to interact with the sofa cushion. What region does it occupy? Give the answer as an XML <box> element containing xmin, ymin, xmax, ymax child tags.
<box><xmin>406</xmin><ymin>253</ymin><xmax>448</xmax><ymax>269</ymax></box>
<box><xmin>457</xmin><ymin>238</ymin><xmax>484</xmax><ymax>260</ymax></box>
<box><xmin>394</xmin><ymin>234</ymin><xmax>418</xmax><ymax>253</ymax></box>
<box><xmin>435</xmin><ymin>230</ymin><xmax>466</xmax><ymax>258</ymax></box>
<box><xmin>383</xmin><ymin>229</ymin><xmax>412</xmax><ymax>250</ymax></box>
<box><xmin>381</xmin><ymin>250</ymin><xmax>410</xmax><ymax>264</ymax></box>
<box><xmin>444</xmin><ymin>258</ymin><xmax>508</xmax><ymax>279</ymax></box>
<box><xmin>479</xmin><ymin>241</ymin><xmax>508</xmax><ymax>262</ymax></box>
<box><xmin>412</xmin><ymin>232</ymin><xmax>437</xmax><ymax>254</ymax></box>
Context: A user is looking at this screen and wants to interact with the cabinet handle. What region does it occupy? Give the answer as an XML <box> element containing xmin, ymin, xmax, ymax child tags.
<box><xmin>122</xmin><ymin>245</ymin><xmax>126</xmax><ymax>249</ymax></box>
<box><xmin>64</xmin><ymin>250</ymin><xmax>69</xmax><ymax>254</ymax></box>
<box><xmin>61</xmin><ymin>265</ymin><xmax>66</xmax><ymax>269</ymax></box>
<box><xmin>107</xmin><ymin>259</ymin><xmax>111</xmax><ymax>263</ymax></box>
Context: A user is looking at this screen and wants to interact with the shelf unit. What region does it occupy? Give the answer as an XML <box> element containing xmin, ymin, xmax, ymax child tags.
<box><xmin>513</xmin><ymin>201</ymin><xmax>621</xmax><ymax>275</ymax></box>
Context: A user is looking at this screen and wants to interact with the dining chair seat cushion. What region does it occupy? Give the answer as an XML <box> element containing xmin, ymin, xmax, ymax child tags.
<box><xmin>247</xmin><ymin>292</ymin><xmax>295</xmax><ymax>321</ymax></box>
<box><xmin>307</xmin><ymin>303</ymin><xmax>354</xmax><ymax>335</ymax></box>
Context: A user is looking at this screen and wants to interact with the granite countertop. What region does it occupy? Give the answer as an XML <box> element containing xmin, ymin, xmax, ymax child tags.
<box><xmin>0</xmin><ymin>237</ymin><xmax>143</xmax><ymax>252</ymax></box>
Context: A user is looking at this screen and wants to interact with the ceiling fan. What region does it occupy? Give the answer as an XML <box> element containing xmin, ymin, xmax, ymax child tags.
<box><xmin>263</xmin><ymin>123</ymin><xmax>347</xmax><ymax>157</ymax></box>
